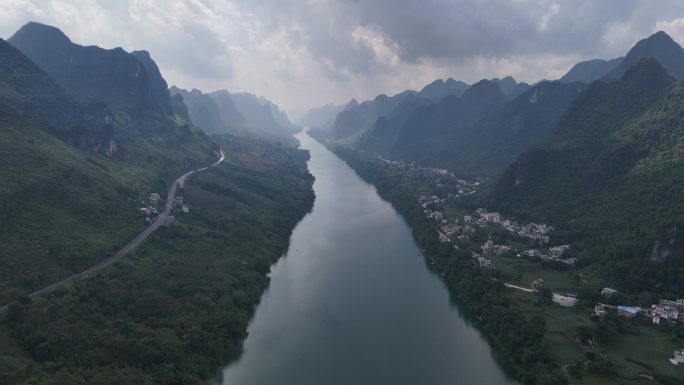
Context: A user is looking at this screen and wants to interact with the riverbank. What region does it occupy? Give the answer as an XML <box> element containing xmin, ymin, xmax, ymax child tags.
<box><xmin>330</xmin><ymin>146</ymin><xmax>565</xmax><ymax>385</ymax></box>
<box><xmin>214</xmin><ymin>132</ymin><xmax>519</xmax><ymax>385</ymax></box>
<box><xmin>0</xmin><ymin>134</ymin><xmax>315</xmax><ymax>385</ymax></box>
<box><xmin>330</xmin><ymin>145</ymin><xmax>684</xmax><ymax>385</ymax></box>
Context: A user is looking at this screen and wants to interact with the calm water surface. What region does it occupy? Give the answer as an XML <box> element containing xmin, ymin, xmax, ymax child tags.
<box><xmin>215</xmin><ymin>132</ymin><xmax>518</xmax><ymax>385</ymax></box>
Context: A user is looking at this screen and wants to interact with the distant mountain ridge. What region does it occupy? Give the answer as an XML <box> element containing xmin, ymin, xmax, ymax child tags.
<box><xmin>323</xmin><ymin>31</ymin><xmax>684</xmax><ymax>178</ymax></box>
<box><xmin>559</xmin><ymin>30</ymin><xmax>684</xmax><ymax>85</ymax></box>
<box><xmin>325</xmin><ymin>77</ymin><xmax>478</xmax><ymax>142</ymax></box>
<box><xmin>491</xmin><ymin>76</ymin><xmax>531</xmax><ymax>98</ymax></box>
<box><xmin>418</xmin><ymin>78</ymin><xmax>470</xmax><ymax>100</ymax></box>
<box><xmin>170</xmin><ymin>87</ymin><xmax>228</xmax><ymax>134</ymax></box>
<box><xmin>603</xmin><ymin>31</ymin><xmax>684</xmax><ymax>81</ymax></box>
<box><xmin>323</xmin><ymin>76</ymin><xmax>534</xmax><ymax>149</ymax></box>
<box><xmin>170</xmin><ymin>86</ymin><xmax>297</xmax><ymax>138</ymax></box>
<box><xmin>297</xmin><ymin>101</ymin><xmax>350</xmax><ymax>129</ymax></box>
<box><xmin>560</xmin><ymin>58</ymin><xmax>623</xmax><ymax>84</ymax></box>
<box><xmin>437</xmin><ymin>80</ymin><xmax>586</xmax><ymax>176</ymax></box>
<box><xmin>389</xmin><ymin>79</ymin><xmax>509</xmax><ymax>165</ymax></box>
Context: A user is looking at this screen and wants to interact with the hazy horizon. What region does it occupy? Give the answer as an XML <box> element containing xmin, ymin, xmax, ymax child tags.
<box><xmin>4</xmin><ymin>0</ymin><xmax>684</xmax><ymax>117</ymax></box>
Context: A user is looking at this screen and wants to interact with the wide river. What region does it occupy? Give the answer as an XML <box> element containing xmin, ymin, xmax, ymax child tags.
<box><xmin>215</xmin><ymin>132</ymin><xmax>518</xmax><ymax>385</ymax></box>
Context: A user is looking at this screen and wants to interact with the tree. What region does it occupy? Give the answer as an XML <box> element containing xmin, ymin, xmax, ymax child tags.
<box><xmin>5</xmin><ymin>302</ymin><xmax>24</xmax><ymax>326</ymax></box>
<box><xmin>536</xmin><ymin>287</ymin><xmax>553</xmax><ymax>306</ymax></box>
<box><xmin>576</xmin><ymin>326</ymin><xmax>592</xmax><ymax>343</ymax></box>
<box><xmin>594</xmin><ymin>322</ymin><xmax>613</xmax><ymax>345</ymax></box>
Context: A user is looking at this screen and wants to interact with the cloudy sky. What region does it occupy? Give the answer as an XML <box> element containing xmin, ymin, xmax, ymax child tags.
<box><xmin>3</xmin><ymin>0</ymin><xmax>684</xmax><ymax>117</ymax></box>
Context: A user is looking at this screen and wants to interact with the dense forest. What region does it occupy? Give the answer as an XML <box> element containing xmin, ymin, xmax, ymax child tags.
<box><xmin>0</xmin><ymin>33</ymin><xmax>218</xmax><ymax>305</ymax></box>
<box><xmin>0</xmin><ymin>135</ymin><xmax>314</xmax><ymax>385</ymax></box>
<box><xmin>492</xmin><ymin>59</ymin><xmax>684</xmax><ymax>297</ymax></box>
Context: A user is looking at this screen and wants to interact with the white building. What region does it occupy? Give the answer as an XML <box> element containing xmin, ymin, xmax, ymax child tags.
<box><xmin>602</xmin><ymin>287</ymin><xmax>618</xmax><ymax>297</ymax></box>
<box><xmin>670</xmin><ymin>349</ymin><xmax>684</xmax><ymax>365</ymax></box>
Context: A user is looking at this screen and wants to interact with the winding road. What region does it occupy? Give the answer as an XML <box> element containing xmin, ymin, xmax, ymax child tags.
<box><xmin>0</xmin><ymin>150</ymin><xmax>225</xmax><ymax>314</ymax></box>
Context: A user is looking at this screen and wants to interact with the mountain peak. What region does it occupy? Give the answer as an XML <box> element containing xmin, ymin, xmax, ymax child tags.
<box><xmin>444</xmin><ymin>78</ymin><xmax>457</xmax><ymax>86</ymax></box>
<box><xmin>490</xmin><ymin>76</ymin><xmax>522</xmax><ymax>97</ymax></box>
<box><xmin>603</xmin><ymin>30</ymin><xmax>684</xmax><ymax>81</ymax></box>
<box><xmin>10</xmin><ymin>22</ymin><xmax>72</xmax><ymax>47</ymax></box>
<box><xmin>345</xmin><ymin>98</ymin><xmax>359</xmax><ymax>110</ymax></box>
<box><xmin>627</xmin><ymin>30</ymin><xmax>682</xmax><ymax>58</ymax></box>
<box><xmin>650</xmin><ymin>30</ymin><xmax>678</xmax><ymax>43</ymax></box>
<box><xmin>131</xmin><ymin>49</ymin><xmax>151</xmax><ymax>60</ymax></box>
<box><xmin>466</xmin><ymin>79</ymin><xmax>502</xmax><ymax>96</ymax></box>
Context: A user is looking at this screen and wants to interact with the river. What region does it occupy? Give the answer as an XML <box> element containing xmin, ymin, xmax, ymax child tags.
<box><xmin>214</xmin><ymin>132</ymin><xmax>519</xmax><ymax>385</ymax></box>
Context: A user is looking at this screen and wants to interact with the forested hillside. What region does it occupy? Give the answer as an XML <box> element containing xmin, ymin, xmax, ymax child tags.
<box><xmin>1</xmin><ymin>135</ymin><xmax>314</xmax><ymax>385</ymax></box>
<box><xmin>492</xmin><ymin>58</ymin><xmax>684</xmax><ymax>295</ymax></box>
<box><xmin>0</xmin><ymin>25</ymin><xmax>218</xmax><ymax>304</ymax></box>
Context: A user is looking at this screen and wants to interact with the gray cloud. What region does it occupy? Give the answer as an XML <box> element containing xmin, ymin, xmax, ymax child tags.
<box><xmin>2</xmin><ymin>0</ymin><xmax>684</xmax><ymax>112</ymax></box>
<box><xmin>235</xmin><ymin>0</ymin><xmax>684</xmax><ymax>73</ymax></box>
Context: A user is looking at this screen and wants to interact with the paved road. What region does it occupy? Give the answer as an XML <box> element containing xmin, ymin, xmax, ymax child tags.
<box><xmin>0</xmin><ymin>150</ymin><xmax>225</xmax><ymax>314</ymax></box>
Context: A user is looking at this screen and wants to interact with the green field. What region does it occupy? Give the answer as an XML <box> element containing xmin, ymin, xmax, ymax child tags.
<box><xmin>505</xmin><ymin>282</ymin><xmax>684</xmax><ymax>384</ymax></box>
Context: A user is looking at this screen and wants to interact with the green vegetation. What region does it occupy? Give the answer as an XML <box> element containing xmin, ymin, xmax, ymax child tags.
<box><xmin>0</xmin><ymin>31</ymin><xmax>219</xmax><ymax>304</ymax></box>
<box><xmin>0</xmin><ymin>135</ymin><xmax>315</xmax><ymax>385</ymax></box>
<box><xmin>0</xmin><ymin>100</ymin><xmax>219</xmax><ymax>304</ymax></box>
<box><xmin>332</xmin><ymin>145</ymin><xmax>684</xmax><ymax>385</ymax></box>
<box><xmin>493</xmin><ymin>58</ymin><xmax>684</xmax><ymax>297</ymax></box>
<box><xmin>333</xmin><ymin>146</ymin><xmax>565</xmax><ymax>385</ymax></box>
<box><xmin>0</xmin><ymin>20</ymin><xmax>319</xmax><ymax>385</ymax></box>
<box><xmin>332</xmin><ymin>76</ymin><xmax>582</xmax><ymax>178</ymax></box>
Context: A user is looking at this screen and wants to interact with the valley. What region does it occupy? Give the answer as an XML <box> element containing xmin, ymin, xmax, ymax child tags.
<box><xmin>3</xmin><ymin>7</ymin><xmax>684</xmax><ymax>385</ymax></box>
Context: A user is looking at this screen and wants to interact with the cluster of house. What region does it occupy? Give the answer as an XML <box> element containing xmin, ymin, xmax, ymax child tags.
<box><xmin>419</xmin><ymin>195</ymin><xmax>467</xmax><ymax>242</ymax></box>
<box><xmin>481</xmin><ymin>239</ymin><xmax>511</xmax><ymax>257</ymax></box>
<box><xmin>382</xmin><ymin>154</ymin><xmax>482</xmax><ymax>198</ymax></box>
<box><xmin>174</xmin><ymin>196</ymin><xmax>190</xmax><ymax>213</ymax></box>
<box><xmin>138</xmin><ymin>192</ymin><xmax>161</xmax><ymax>220</ymax></box>
<box><xmin>468</xmin><ymin>240</ymin><xmax>512</xmax><ymax>270</ymax></box>
<box><xmin>466</xmin><ymin>208</ymin><xmax>553</xmax><ymax>245</ymax></box>
<box><xmin>471</xmin><ymin>253</ymin><xmax>493</xmax><ymax>268</ymax></box>
<box><xmin>138</xmin><ymin>192</ymin><xmax>190</xmax><ymax>221</ymax></box>
<box><xmin>411</xmin><ymin>164</ymin><xmax>684</xmax><ymax>367</ymax></box>
<box><xmin>379</xmin><ymin>156</ymin><xmax>455</xmax><ymax>177</ymax></box>
<box><xmin>648</xmin><ymin>299</ymin><xmax>684</xmax><ymax>325</ymax></box>
<box><xmin>595</xmin><ymin>298</ymin><xmax>684</xmax><ymax>366</ymax></box>
<box><xmin>520</xmin><ymin>245</ymin><xmax>577</xmax><ymax>266</ymax></box>
<box><xmin>438</xmin><ymin>223</ymin><xmax>461</xmax><ymax>242</ymax></box>
<box><xmin>595</xmin><ymin>288</ymin><xmax>684</xmax><ymax>326</ymax></box>
<box><xmin>420</xmin><ymin>195</ymin><xmax>445</xmax><ymax>222</ymax></box>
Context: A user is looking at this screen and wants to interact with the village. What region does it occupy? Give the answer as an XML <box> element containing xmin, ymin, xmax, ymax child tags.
<box><xmin>595</xmin><ymin>289</ymin><xmax>684</xmax><ymax>325</ymax></box>
<box><xmin>138</xmin><ymin>192</ymin><xmax>190</xmax><ymax>223</ymax></box>
<box><xmin>374</xmin><ymin>152</ymin><xmax>684</xmax><ymax>370</ymax></box>
<box><xmin>416</xmin><ymin>173</ymin><xmax>684</xmax><ymax>368</ymax></box>
<box><xmin>378</xmin><ymin>156</ymin><xmax>483</xmax><ymax>199</ymax></box>
<box><xmin>420</xmin><ymin>193</ymin><xmax>572</xmax><ymax>267</ymax></box>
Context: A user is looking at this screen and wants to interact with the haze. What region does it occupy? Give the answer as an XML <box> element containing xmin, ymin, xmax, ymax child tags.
<box><xmin>4</xmin><ymin>0</ymin><xmax>684</xmax><ymax>117</ymax></box>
